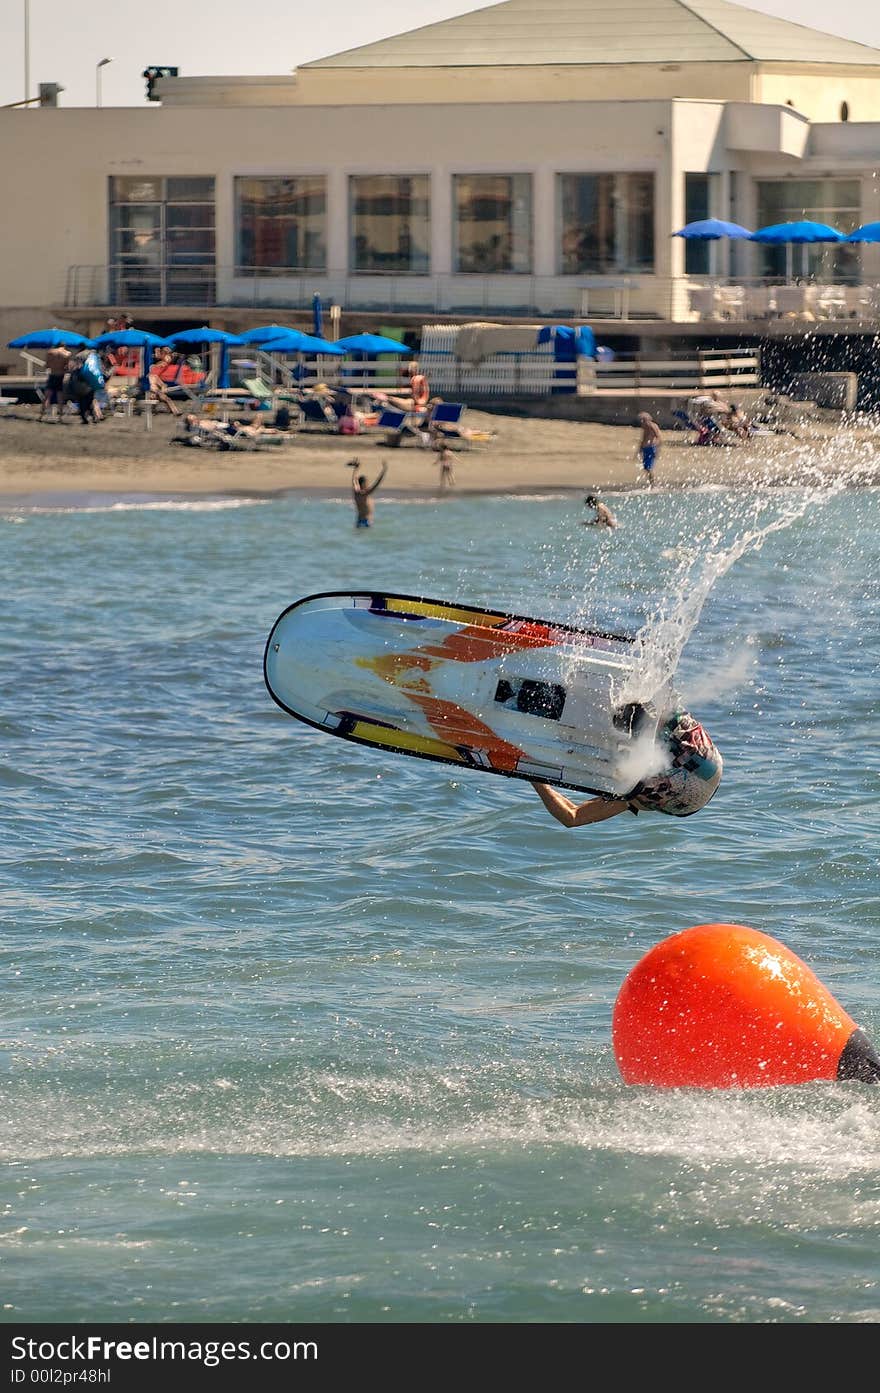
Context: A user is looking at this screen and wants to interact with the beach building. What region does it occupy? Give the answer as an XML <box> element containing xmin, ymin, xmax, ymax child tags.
<box><xmin>1</xmin><ymin>0</ymin><xmax>879</xmax><ymax>400</ymax></box>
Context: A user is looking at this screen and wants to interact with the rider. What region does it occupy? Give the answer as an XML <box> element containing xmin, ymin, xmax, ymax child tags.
<box><xmin>531</xmin><ymin>708</ymin><xmax>722</xmax><ymax>828</ymax></box>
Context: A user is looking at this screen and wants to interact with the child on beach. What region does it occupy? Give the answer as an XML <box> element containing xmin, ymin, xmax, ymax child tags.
<box><xmin>437</xmin><ymin>444</ymin><xmax>456</xmax><ymax>492</ymax></box>
<box><xmin>637</xmin><ymin>412</ymin><xmax>661</xmax><ymax>486</ymax></box>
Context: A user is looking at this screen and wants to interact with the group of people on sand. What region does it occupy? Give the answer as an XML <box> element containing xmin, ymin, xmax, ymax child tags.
<box><xmin>177</xmin><ymin>413</ymin><xmax>287</xmax><ymax>448</ymax></box>
<box><xmin>688</xmin><ymin>392</ymin><xmax>753</xmax><ymax>444</ymax></box>
<box><xmin>39</xmin><ymin>343</ymin><xmax>108</xmax><ymax>426</ymax></box>
<box><xmin>37</xmin><ymin>312</ymin><xmax>203</xmax><ymax>425</ymax></box>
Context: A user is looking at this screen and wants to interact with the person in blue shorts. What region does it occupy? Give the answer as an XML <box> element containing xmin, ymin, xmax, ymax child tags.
<box><xmin>637</xmin><ymin>412</ymin><xmax>661</xmax><ymax>487</ymax></box>
<box><xmin>531</xmin><ymin>709</ymin><xmax>722</xmax><ymax>828</ymax></box>
<box><xmin>350</xmin><ymin>458</ymin><xmax>387</xmax><ymax>527</ymax></box>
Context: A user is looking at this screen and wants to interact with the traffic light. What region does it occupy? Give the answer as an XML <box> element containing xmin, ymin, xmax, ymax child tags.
<box><xmin>142</xmin><ymin>67</ymin><xmax>179</xmax><ymax>101</ymax></box>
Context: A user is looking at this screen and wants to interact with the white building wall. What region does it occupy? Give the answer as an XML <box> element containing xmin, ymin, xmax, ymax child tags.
<box><xmin>0</xmin><ymin>100</ymin><xmax>671</xmax><ymax>308</ymax></box>
<box><xmin>0</xmin><ymin>98</ymin><xmax>877</xmax><ymax>351</ymax></box>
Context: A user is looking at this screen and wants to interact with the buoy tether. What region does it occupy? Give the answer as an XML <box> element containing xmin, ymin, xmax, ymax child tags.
<box><xmin>612</xmin><ymin>923</ymin><xmax>880</xmax><ymax>1088</ymax></box>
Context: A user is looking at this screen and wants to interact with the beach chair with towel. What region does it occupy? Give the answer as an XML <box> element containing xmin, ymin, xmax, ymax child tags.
<box><xmin>216</xmin><ymin>421</ymin><xmax>288</xmax><ymax>451</ymax></box>
<box><xmin>299</xmin><ymin>395</ymin><xmax>339</xmax><ymax>431</ymax></box>
<box><xmin>377</xmin><ymin>406</ymin><xmax>421</xmax><ymax>447</ymax></box>
<box><xmin>426</xmin><ymin>400</ymin><xmax>496</xmax><ymax>449</ymax></box>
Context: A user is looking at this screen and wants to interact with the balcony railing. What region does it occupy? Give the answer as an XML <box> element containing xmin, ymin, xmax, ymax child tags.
<box><xmin>58</xmin><ymin>265</ymin><xmax>880</xmax><ymax>325</ymax></box>
<box><xmin>61</xmin><ymin>265</ymin><xmax>685</xmax><ymax>320</ymax></box>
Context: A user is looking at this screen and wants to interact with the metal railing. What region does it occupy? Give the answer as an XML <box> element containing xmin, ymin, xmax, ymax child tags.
<box><xmin>61</xmin><ymin>265</ymin><xmax>684</xmax><ymax>319</ymax></box>
<box><xmin>59</xmin><ymin>264</ymin><xmax>879</xmax><ymax>327</ymax></box>
<box><xmin>685</xmin><ymin>276</ymin><xmax>880</xmax><ymax>324</ymax></box>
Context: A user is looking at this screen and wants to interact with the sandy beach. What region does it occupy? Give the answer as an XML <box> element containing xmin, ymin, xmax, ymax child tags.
<box><xmin>0</xmin><ymin>400</ymin><xmax>877</xmax><ymax>502</ymax></box>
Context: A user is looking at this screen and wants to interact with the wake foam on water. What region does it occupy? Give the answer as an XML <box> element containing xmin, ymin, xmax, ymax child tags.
<box><xmin>3</xmin><ymin>1065</ymin><xmax>879</xmax><ymax>1187</ymax></box>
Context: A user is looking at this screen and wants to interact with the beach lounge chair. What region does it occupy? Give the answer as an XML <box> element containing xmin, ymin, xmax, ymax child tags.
<box><xmin>426</xmin><ymin>401</ymin><xmax>468</xmax><ymax>441</ymax></box>
<box><xmin>376</xmin><ymin>406</ymin><xmax>421</xmax><ymax>446</ymax></box>
<box><xmin>426</xmin><ymin>400</ymin><xmax>495</xmax><ymax>449</ymax></box>
<box><xmin>299</xmin><ymin>396</ymin><xmax>339</xmax><ymax>430</ymax></box>
<box><xmin>218</xmin><ymin>422</ymin><xmax>287</xmax><ymax>451</ymax></box>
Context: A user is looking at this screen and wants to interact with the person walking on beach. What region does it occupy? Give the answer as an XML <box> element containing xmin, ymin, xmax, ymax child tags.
<box><xmin>437</xmin><ymin>443</ymin><xmax>456</xmax><ymax>493</ymax></box>
<box><xmin>637</xmin><ymin>412</ymin><xmax>661</xmax><ymax>486</ymax></box>
<box><xmin>351</xmin><ymin>459</ymin><xmax>387</xmax><ymax>528</ymax></box>
<box><xmin>582</xmin><ymin>494</ymin><xmax>617</xmax><ymax>529</ymax></box>
<box><xmin>40</xmin><ymin>344</ymin><xmax>71</xmax><ymax>422</ymax></box>
<box><xmin>67</xmin><ymin>351</ymin><xmax>104</xmax><ymax>425</ymax></box>
<box><xmin>530</xmin><ymin>709</ymin><xmax>722</xmax><ymax>829</ymax></box>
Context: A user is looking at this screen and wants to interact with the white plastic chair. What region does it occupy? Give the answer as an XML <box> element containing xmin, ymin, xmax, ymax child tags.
<box><xmin>688</xmin><ymin>286</ymin><xmax>717</xmax><ymax>320</ymax></box>
<box><xmin>743</xmin><ymin>286</ymin><xmax>773</xmax><ymax>319</ymax></box>
<box><xmin>773</xmin><ymin>284</ymin><xmax>816</xmax><ymax>317</ymax></box>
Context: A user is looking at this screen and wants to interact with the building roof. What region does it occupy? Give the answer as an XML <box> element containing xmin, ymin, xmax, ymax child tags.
<box><xmin>303</xmin><ymin>0</ymin><xmax>880</xmax><ymax>69</ymax></box>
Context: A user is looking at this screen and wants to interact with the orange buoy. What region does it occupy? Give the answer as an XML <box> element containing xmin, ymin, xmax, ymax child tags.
<box><xmin>612</xmin><ymin>923</ymin><xmax>880</xmax><ymax>1089</ymax></box>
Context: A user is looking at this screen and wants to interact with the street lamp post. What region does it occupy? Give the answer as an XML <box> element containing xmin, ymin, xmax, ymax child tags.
<box><xmin>96</xmin><ymin>57</ymin><xmax>112</xmax><ymax>108</ymax></box>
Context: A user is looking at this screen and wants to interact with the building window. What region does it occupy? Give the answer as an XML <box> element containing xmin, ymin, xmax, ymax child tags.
<box><xmin>349</xmin><ymin>175</ymin><xmax>430</xmax><ymax>273</ymax></box>
<box><xmin>236</xmin><ymin>177</ymin><xmax>327</xmax><ymax>272</ymax></box>
<box><xmin>558</xmin><ymin>173</ymin><xmax>655</xmax><ymax>274</ymax></box>
<box><xmin>683</xmin><ymin>173</ymin><xmax>716</xmax><ymax>275</ymax></box>
<box><xmin>756</xmin><ymin>178</ymin><xmax>861</xmax><ymax>280</ymax></box>
<box><xmin>109</xmin><ymin>176</ymin><xmax>215</xmax><ymax>305</ymax></box>
<box><xmin>453</xmin><ymin>174</ymin><xmax>532</xmax><ymax>273</ymax></box>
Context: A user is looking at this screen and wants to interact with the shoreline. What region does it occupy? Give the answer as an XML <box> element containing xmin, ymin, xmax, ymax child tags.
<box><xmin>1</xmin><ymin>403</ymin><xmax>878</xmax><ymax>503</ymax></box>
<box><xmin>4</xmin><ymin>476</ymin><xmax>880</xmax><ymax>512</ymax></box>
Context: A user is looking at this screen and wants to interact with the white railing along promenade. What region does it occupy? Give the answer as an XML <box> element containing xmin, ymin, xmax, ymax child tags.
<box><xmin>52</xmin><ymin>265</ymin><xmax>703</xmax><ymax>321</ymax></box>
<box><xmin>60</xmin><ymin>264</ymin><xmax>880</xmax><ymax>326</ymax></box>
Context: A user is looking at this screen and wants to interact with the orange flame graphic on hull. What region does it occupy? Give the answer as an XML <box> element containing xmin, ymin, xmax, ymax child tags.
<box><xmin>355</xmin><ymin>623</ymin><xmax>551</xmax><ymax>771</ymax></box>
<box><xmin>421</xmin><ymin>622</ymin><xmax>556</xmax><ymax>664</ymax></box>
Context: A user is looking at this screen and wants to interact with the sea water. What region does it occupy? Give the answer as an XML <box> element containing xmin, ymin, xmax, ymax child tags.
<box><xmin>1</xmin><ymin>464</ymin><xmax>878</xmax><ymax>1324</ymax></box>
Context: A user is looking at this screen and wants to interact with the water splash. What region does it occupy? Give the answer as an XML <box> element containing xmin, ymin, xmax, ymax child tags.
<box><xmin>616</xmin><ymin>437</ymin><xmax>875</xmax><ymax>706</ymax></box>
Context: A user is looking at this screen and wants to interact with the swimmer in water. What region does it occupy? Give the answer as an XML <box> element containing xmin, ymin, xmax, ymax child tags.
<box><xmin>531</xmin><ymin>709</ymin><xmax>722</xmax><ymax>827</ymax></box>
<box><xmin>582</xmin><ymin>494</ymin><xmax>618</xmax><ymax>529</ymax></box>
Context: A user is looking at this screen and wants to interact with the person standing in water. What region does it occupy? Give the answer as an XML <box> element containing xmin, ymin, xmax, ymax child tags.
<box><xmin>350</xmin><ymin>458</ymin><xmax>387</xmax><ymax>528</ymax></box>
<box><xmin>637</xmin><ymin>412</ymin><xmax>662</xmax><ymax>487</ymax></box>
<box><xmin>582</xmin><ymin>494</ymin><xmax>618</xmax><ymax>529</ymax></box>
<box><xmin>531</xmin><ymin>709</ymin><xmax>722</xmax><ymax>827</ymax></box>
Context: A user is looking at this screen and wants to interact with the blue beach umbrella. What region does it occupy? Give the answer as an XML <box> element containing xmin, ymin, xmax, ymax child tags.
<box><xmin>91</xmin><ymin>329</ymin><xmax>169</xmax><ymax>348</ymax></box>
<box><xmin>335</xmin><ymin>333</ymin><xmax>410</xmax><ymax>356</ymax></box>
<box><xmin>238</xmin><ymin>324</ymin><xmax>297</xmax><ymax>345</ymax></box>
<box><xmin>260</xmin><ymin>331</ymin><xmax>344</xmax><ymax>356</ymax></box>
<box><xmin>165</xmin><ymin>327</ymin><xmax>246</xmax><ymax>389</ymax></box>
<box><xmin>750</xmin><ymin>221</ymin><xmax>844</xmax><ymax>244</ymax></box>
<box><xmin>260</xmin><ymin>331</ymin><xmax>344</xmax><ymax>384</ymax></box>
<box><xmin>311</xmin><ymin>293</ymin><xmax>323</xmax><ymax>338</ymax></box>
<box><xmin>336</xmin><ymin>332</ymin><xmax>410</xmax><ymax>389</ymax></box>
<box><xmin>750</xmin><ymin>220</ymin><xmax>844</xmax><ymax>281</ymax></box>
<box><xmin>672</xmin><ymin>219</ymin><xmax>753</xmax><ymax>239</ymax></box>
<box><xmin>8</xmin><ymin>327</ymin><xmax>95</xmax><ymax>349</ymax></box>
<box><xmin>845</xmin><ymin>222</ymin><xmax>880</xmax><ymax>243</ymax></box>
<box><xmin>91</xmin><ymin>328</ymin><xmax>171</xmax><ymax>393</ymax></box>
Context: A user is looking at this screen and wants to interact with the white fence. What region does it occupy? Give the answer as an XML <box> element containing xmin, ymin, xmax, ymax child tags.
<box><xmin>583</xmin><ymin>350</ymin><xmax>761</xmax><ymax>393</ymax></box>
<box><xmin>417</xmin><ymin>327</ymin><xmax>760</xmax><ymax>397</ymax></box>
